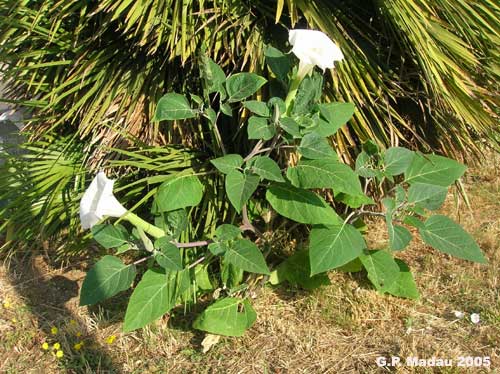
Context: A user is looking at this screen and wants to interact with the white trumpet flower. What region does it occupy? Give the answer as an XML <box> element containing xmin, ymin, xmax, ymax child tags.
<box><xmin>79</xmin><ymin>172</ymin><xmax>127</xmax><ymax>230</ymax></box>
<box><xmin>289</xmin><ymin>29</ymin><xmax>344</xmax><ymax>79</ymax></box>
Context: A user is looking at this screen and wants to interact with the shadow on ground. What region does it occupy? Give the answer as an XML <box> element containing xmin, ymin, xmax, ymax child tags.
<box><xmin>1</xmin><ymin>253</ymin><xmax>123</xmax><ymax>373</ymax></box>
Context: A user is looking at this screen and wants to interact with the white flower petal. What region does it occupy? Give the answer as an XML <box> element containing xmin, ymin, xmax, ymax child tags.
<box><xmin>289</xmin><ymin>29</ymin><xmax>343</xmax><ymax>75</ymax></box>
<box><xmin>79</xmin><ymin>172</ymin><xmax>127</xmax><ymax>230</ymax></box>
<box><xmin>453</xmin><ymin>310</ymin><xmax>465</xmax><ymax>319</ymax></box>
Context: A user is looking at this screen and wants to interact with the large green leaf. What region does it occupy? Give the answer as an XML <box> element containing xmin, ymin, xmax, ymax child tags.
<box><xmin>309</xmin><ymin>224</ymin><xmax>366</xmax><ymax>275</ymax></box>
<box><xmin>418</xmin><ymin>215</ymin><xmax>487</xmax><ymax>263</ymax></box>
<box><xmin>270</xmin><ymin>250</ymin><xmax>330</xmax><ymax>290</ymax></box>
<box><xmin>123</xmin><ymin>268</ymin><xmax>190</xmax><ymax>332</ymax></box>
<box><xmin>279</xmin><ymin>117</ymin><xmax>302</xmax><ymax>138</ymax></box>
<box><xmin>226</xmin><ymin>73</ymin><xmax>267</xmax><ymax>102</ymax></box>
<box><xmin>250</xmin><ymin>156</ymin><xmax>284</xmax><ymax>182</ymax></box>
<box><xmin>383</xmin><ymin>147</ymin><xmax>415</xmax><ymax>175</ymax></box>
<box><xmin>298</xmin><ymin>133</ymin><xmax>338</xmax><ymax>160</ymax></box>
<box><xmin>266</xmin><ymin>183</ymin><xmax>342</xmax><ymax>225</ymax></box>
<box><xmin>292</xmin><ymin>72</ymin><xmax>323</xmax><ymax>115</ymax></box>
<box><xmin>154</xmin><ymin>237</ymin><xmax>182</xmax><ymax>271</ymax></box>
<box><xmin>380</xmin><ymin>259</ymin><xmax>420</xmax><ymax>299</ymax></box>
<box><xmin>154</xmin><ymin>93</ymin><xmax>197</xmax><ymax>121</ymax></box>
<box><xmin>156</xmin><ymin>175</ymin><xmax>204</xmax><ymax>212</ymax></box>
<box><xmin>407</xmin><ymin>183</ymin><xmax>448</xmax><ymax>210</ymax></box>
<box><xmin>225</xmin><ymin>239</ymin><xmax>270</xmax><ymax>275</ymax></box>
<box><xmin>359</xmin><ymin>250</ymin><xmax>400</xmax><ymax>290</ymax></box>
<box><xmin>193</xmin><ymin>297</ymin><xmax>256</xmax><ymax>337</ymax></box>
<box><xmin>91</xmin><ymin>224</ymin><xmax>129</xmax><ymax>249</ymax></box>
<box><xmin>214</xmin><ymin>224</ymin><xmax>241</xmax><ymax>241</ymax></box>
<box><xmin>201</xmin><ymin>55</ymin><xmax>226</xmax><ymax>95</ymax></box>
<box><xmin>80</xmin><ymin>256</ymin><xmax>136</xmax><ymax>306</ymax></box>
<box><xmin>243</xmin><ymin>101</ymin><xmax>270</xmax><ymax>117</ymax></box>
<box><xmin>264</xmin><ymin>45</ymin><xmax>292</xmax><ymax>82</ymax></box>
<box><xmin>225</xmin><ymin>170</ymin><xmax>259</xmax><ymax>213</ymax></box>
<box><xmin>286</xmin><ymin>159</ymin><xmax>363</xmax><ymax>195</ymax></box>
<box><xmin>388</xmin><ymin>223</ymin><xmax>412</xmax><ymax>251</ymax></box>
<box><xmin>405</xmin><ymin>153</ymin><xmax>467</xmax><ymax>187</ymax></box>
<box><xmin>210</xmin><ymin>154</ymin><xmax>244</xmax><ymax>175</ymax></box>
<box><xmin>247</xmin><ymin>116</ymin><xmax>275</xmax><ymax>140</ymax></box>
<box><xmin>316</xmin><ymin>102</ymin><xmax>355</xmax><ymax>136</ymax></box>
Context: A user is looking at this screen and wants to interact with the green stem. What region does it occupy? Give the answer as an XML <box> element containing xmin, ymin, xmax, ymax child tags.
<box><xmin>284</xmin><ymin>76</ymin><xmax>302</xmax><ymax>116</ymax></box>
<box><xmin>123</xmin><ymin>212</ymin><xmax>165</xmax><ymax>239</ymax></box>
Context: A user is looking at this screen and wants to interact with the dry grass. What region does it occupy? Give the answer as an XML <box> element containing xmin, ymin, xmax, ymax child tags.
<box><xmin>0</xmin><ymin>153</ymin><xmax>499</xmax><ymax>373</ymax></box>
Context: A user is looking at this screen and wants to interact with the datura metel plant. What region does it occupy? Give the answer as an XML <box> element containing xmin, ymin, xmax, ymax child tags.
<box><xmin>78</xmin><ymin>30</ymin><xmax>487</xmax><ymax>336</ymax></box>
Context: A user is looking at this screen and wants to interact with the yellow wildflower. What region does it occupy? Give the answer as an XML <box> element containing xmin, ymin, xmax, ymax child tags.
<box><xmin>105</xmin><ymin>335</ymin><xmax>117</xmax><ymax>345</ymax></box>
<box><xmin>53</xmin><ymin>342</ymin><xmax>61</xmax><ymax>350</ymax></box>
<box><xmin>69</xmin><ymin>319</ymin><xmax>77</xmax><ymax>325</ymax></box>
<box><xmin>2</xmin><ymin>300</ymin><xmax>11</xmax><ymax>308</ymax></box>
<box><xmin>50</xmin><ymin>326</ymin><xmax>58</xmax><ymax>335</ymax></box>
<box><xmin>42</xmin><ymin>342</ymin><xmax>49</xmax><ymax>350</ymax></box>
<box><xmin>73</xmin><ymin>342</ymin><xmax>84</xmax><ymax>351</ymax></box>
<box><xmin>76</xmin><ymin>332</ymin><xmax>82</xmax><ymax>338</ymax></box>
<box><xmin>11</xmin><ymin>318</ymin><xmax>17</xmax><ymax>323</ymax></box>
<box><xmin>55</xmin><ymin>350</ymin><xmax>64</xmax><ymax>359</ymax></box>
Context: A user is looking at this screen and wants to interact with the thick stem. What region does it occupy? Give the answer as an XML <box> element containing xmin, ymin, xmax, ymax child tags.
<box><xmin>122</xmin><ymin>212</ymin><xmax>165</xmax><ymax>239</ymax></box>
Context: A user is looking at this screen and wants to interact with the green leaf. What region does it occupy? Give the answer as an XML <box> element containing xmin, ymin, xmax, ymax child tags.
<box><xmin>279</xmin><ymin>117</ymin><xmax>302</xmax><ymax>138</ymax></box>
<box><xmin>388</xmin><ymin>224</ymin><xmax>412</xmax><ymax>251</ymax></box>
<box><xmin>286</xmin><ymin>159</ymin><xmax>363</xmax><ymax>195</ymax></box>
<box><xmin>309</xmin><ymin>224</ymin><xmax>366</xmax><ymax>275</ymax></box>
<box><xmin>123</xmin><ymin>269</ymin><xmax>190</xmax><ymax>332</ymax></box>
<box><xmin>225</xmin><ymin>170</ymin><xmax>259</xmax><ymax>213</ymax></box>
<box><xmin>193</xmin><ymin>297</ymin><xmax>256</xmax><ymax>337</ymax></box>
<box><xmin>250</xmin><ymin>156</ymin><xmax>284</xmax><ymax>182</ymax></box>
<box><xmin>334</xmin><ymin>192</ymin><xmax>375</xmax><ymax>208</ymax></box>
<box><xmin>292</xmin><ymin>72</ymin><xmax>323</xmax><ymax>115</ymax></box>
<box><xmin>243</xmin><ymin>101</ymin><xmax>270</xmax><ymax>117</ymax></box>
<box><xmin>355</xmin><ymin>151</ymin><xmax>377</xmax><ymax>178</ymax></box>
<box><xmin>362</xmin><ymin>140</ymin><xmax>380</xmax><ymax>156</ymax></box>
<box><xmin>225</xmin><ymin>239</ymin><xmax>270</xmax><ymax>275</ymax></box>
<box><xmin>271</xmin><ymin>250</ymin><xmax>330</xmax><ymax>290</ymax></box>
<box><xmin>221</xmin><ymin>260</ymin><xmax>244</xmax><ymax>289</ymax></box>
<box><xmin>384</xmin><ymin>147</ymin><xmax>415</xmax><ymax>176</ymax></box>
<box><xmin>268</xmin><ymin>97</ymin><xmax>286</xmax><ymax>118</ymax></box>
<box><xmin>418</xmin><ymin>215</ymin><xmax>487</xmax><ymax>263</ymax></box>
<box><xmin>380</xmin><ymin>259</ymin><xmax>420</xmax><ymax>299</ymax></box>
<box><xmin>226</xmin><ymin>73</ymin><xmax>267</xmax><ymax>102</ymax></box>
<box><xmin>316</xmin><ymin>102</ymin><xmax>355</xmax><ymax>136</ymax></box>
<box><xmin>336</xmin><ymin>258</ymin><xmax>363</xmax><ymax>273</ymax></box>
<box><xmin>91</xmin><ymin>224</ymin><xmax>129</xmax><ymax>249</ymax></box>
<box><xmin>156</xmin><ymin>175</ymin><xmax>204</xmax><ymax>212</ymax></box>
<box><xmin>266</xmin><ymin>183</ymin><xmax>342</xmax><ymax>225</ymax></box>
<box><xmin>155</xmin><ymin>209</ymin><xmax>188</xmax><ymax>239</ymax></box>
<box><xmin>298</xmin><ymin>133</ymin><xmax>337</xmax><ymax>160</ymax></box>
<box><xmin>80</xmin><ymin>256</ymin><xmax>136</xmax><ymax>306</ymax></box>
<box><xmin>359</xmin><ymin>249</ymin><xmax>400</xmax><ymax>290</ymax></box>
<box><xmin>201</xmin><ymin>55</ymin><xmax>226</xmax><ymax>95</ymax></box>
<box><xmin>210</xmin><ymin>154</ymin><xmax>244</xmax><ymax>174</ymax></box>
<box><xmin>154</xmin><ymin>237</ymin><xmax>182</xmax><ymax>271</ymax></box>
<box><xmin>193</xmin><ymin>264</ymin><xmax>213</xmax><ymax>291</ymax></box>
<box><xmin>247</xmin><ymin>116</ymin><xmax>275</xmax><ymax>140</ymax></box>
<box><xmin>154</xmin><ymin>93</ymin><xmax>197</xmax><ymax>121</ymax></box>
<box><xmin>408</xmin><ymin>183</ymin><xmax>448</xmax><ymax>210</ymax></box>
<box><xmin>220</xmin><ymin>103</ymin><xmax>232</xmax><ymax>117</ymax></box>
<box><xmin>204</xmin><ymin>107</ymin><xmax>217</xmax><ymax>125</ymax></box>
<box><xmin>215</xmin><ymin>224</ymin><xmax>241</xmax><ymax>241</ymax></box>
<box><xmin>403</xmin><ymin>216</ymin><xmax>425</xmax><ymax>230</ymax></box>
<box><xmin>208</xmin><ymin>242</ymin><xmax>229</xmax><ymax>256</ymax></box>
<box><xmin>264</xmin><ymin>46</ymin><xmax>291</xmax><ymax>82</ymax></box>
<box><xmin>405</xmin><ymin>153</ymin><xmax>467</xmax><ymax>187</ymax></box>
